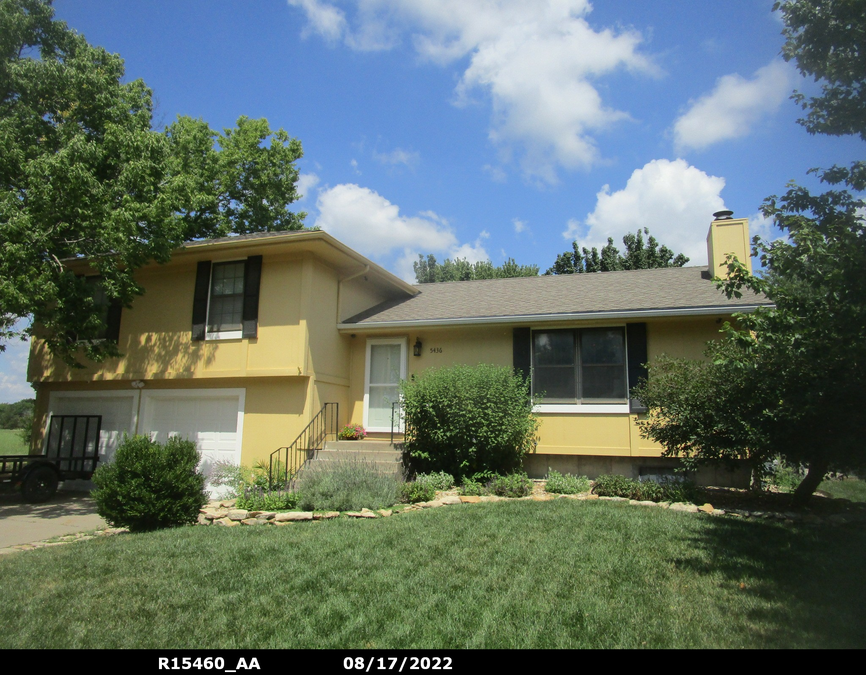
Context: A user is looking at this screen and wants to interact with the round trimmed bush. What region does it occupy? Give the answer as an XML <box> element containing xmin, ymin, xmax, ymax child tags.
<box><xmin>92</xmin><ymin>435</ymin><xmax>208</xmax><ymax>532</ymax></box>
<box><xmin>400</xmin><ymin>364</ymin><xmax>539</xmax><ymax>481</ymax></box>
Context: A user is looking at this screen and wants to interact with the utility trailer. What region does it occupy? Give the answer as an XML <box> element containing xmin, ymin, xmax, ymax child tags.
<box><xmin>0</xmin><ymin>415</ymin><xmax>102</xmax><ymax>503</ymax></box>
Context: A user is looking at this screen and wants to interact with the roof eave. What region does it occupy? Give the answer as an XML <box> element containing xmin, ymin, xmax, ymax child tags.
<box><xmin>337</xmin><ymin>303</ymin><xmax>772</xmax><ymax>331</ymax></box>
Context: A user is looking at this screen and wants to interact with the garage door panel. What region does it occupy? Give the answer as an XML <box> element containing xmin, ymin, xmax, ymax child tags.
<box><xmin>141</xmin><ymin>390</ymin><xmax>244</xmax><ymax>497</ymax></box>
<box><xmin>49</xmin><ymin>394</ymin><xmax>137</xmax><ymax>464</ymax></box>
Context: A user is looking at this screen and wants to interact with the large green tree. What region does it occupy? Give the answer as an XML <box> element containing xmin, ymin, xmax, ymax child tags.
<box><xmin>545</xmin><ymin>228</ymin><xmax>689</xmax><ymax>275</ymax></box>
<box><xmin>414</xmin><ymin>254</ymin><xmax>539</xmax><ymax>284</ymax></box>
<box><xmin>636</xmin><ymin>0</ymin><xmax>866</xmax><ymax>505</ymax></box>
<box><xmin>0</xmin><ymin>0</ymin><xmax>305</xmax><ymax>365</ymax></box>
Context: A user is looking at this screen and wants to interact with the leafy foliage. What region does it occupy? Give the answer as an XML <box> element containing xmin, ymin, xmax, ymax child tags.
<box><xmin>544</xmin><ymin>470</ymin><xmax>591</xmax><ymax>495</ymax></box>
<box><xmin>488</xmin><ymin>472</ymin><xmax>533</xmax><ymax>498</ymax></box>
<box><xmin>0</xmin><ymin>398</ymin><xmax>33</xmax><ymax>429</ymax></box>
<box><xmin>92</xmin><ymin>435</ymin><xmax>207</xmax><ymax>532</ymax></box>
<box><xmin>400</xmin><ymin>364</ymin><xmax>539</xmax><ymax>480</ymax></box>
<box><xmin>776</xmin><ymin>0</ymin><xmax>866</xmax><ymax>140</ymax></box>
<box><xmin>0</xmin><ymin>0</ymin><xmax>305</xmax><ymax>364</ymax></box>
<box><xmin>592</xmin><ymin>474</ymin><xmax>700</xmax><ymax>504</ymax></box>
<box><xmin>459</xmin><ymin>477</ymin><xmax>488</xmax><ymax>496</ymax></box>
<box><xmin>413</xmin><ymin>254</ymin><xmax>539</xmax><ymax>283</ymax></box>
<box><xmin>296</xmin><ymin>458</ymin><xmax>400</xmax><ymax>511</ymax></box>
<box><xmin>236</xmin><ymin>486</ymin><xmax>299</xmax><ymax>511</ymax></box>
<box><xmin>546</xmin><ymin>228</ymin><xmax>689</xmax><ymax>275</ymax></box>
<box><xmin>399</xmin><ymin>481</ymin><xmax>436</xmax><ymax>504</ymax></box>
<box><xmin>414</xmin><ymin>471</ymin><xmax>455</xmax><ymax>491</ymax></box>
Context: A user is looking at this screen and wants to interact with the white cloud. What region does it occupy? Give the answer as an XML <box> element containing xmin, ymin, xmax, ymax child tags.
<box><xmin>372</xmin><ymin>147</ymin><xmax>420</xmax><ymax>168</ymax></box>
<box><xmin>513</xmin><ymin>218</ymin><xmax>527</xmax><ymax>234</ymax></box>
<box><xmin>296</xmin><ymin>172</ymin><xmax>320</xmax><ymax>203</ymax></box>
<box><xmin>482</xmin><ymin>164</ymin><xmax>507</xmax><ymax>183</ymax></box>
<box><xmin>350</xmin><ymin>158</ymin><xmax>361</xmax><ymax>174</ymax></box>
<box><xmin>287</xmin><ymin>0</ymin><xmax>347</xmax><ymax>43</ymax></box>
<box><xmin>673</xmin><ymin>60</ymin><xmax>794</xmax><ymax>153</ymax></box>
<box><xmin>288</xmin><ymin>0</ymin><xmax>657</xmax><ymax>183</ymax></box>
<box><xmin>314</xmin><ymin>183</ymin><xmax>458</xmax><ymax>257</ymax></box>
<box><xmin>563</xmin><ymin>158</ymin><xmax>727</xmax><ymax>265</ymax></box>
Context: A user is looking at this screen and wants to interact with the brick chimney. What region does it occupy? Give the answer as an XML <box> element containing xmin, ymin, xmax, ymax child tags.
<box><xmin>707</xmin><ymin>210</ymin><xmax>751</xmax><ymax>277</ymax></box>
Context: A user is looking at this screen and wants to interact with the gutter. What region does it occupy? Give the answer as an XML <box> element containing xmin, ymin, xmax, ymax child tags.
<box><xmin>337</xmin><ymin>303</ymin><xmax>771</xmax><ymax>331</ymax></box>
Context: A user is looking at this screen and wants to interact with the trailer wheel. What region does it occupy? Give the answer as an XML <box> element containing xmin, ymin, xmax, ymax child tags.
<box><xmin>22</xmin><ymin>466</ymin><xmax>59</xmax><ymax>503</ymax></box>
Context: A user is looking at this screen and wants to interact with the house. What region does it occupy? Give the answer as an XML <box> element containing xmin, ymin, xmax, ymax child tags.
<box><xmin>27</xmin><ymin>212</ymin><xmax>769</xmax><ymax>487</ymax></box>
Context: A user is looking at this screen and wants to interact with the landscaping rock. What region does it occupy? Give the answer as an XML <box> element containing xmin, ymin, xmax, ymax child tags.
<box><xmin>377</xmin><ymin>510</ymin><xmax>393</xmax><ymax>517</ymax></box>
<box><xmin>459</xmin><ymin>496</ymin><xmax>481</xmax><ymax>503</ymax></box>
<box><xmin>220</xmin><ymin>499</ymin><xmax>237</xmax><ymax>508</ymax></box>
<box><xmin>274</xmin><ymin>511</ymin><xmax>313</xmax><ymax>522</ymax></box>
<box><xmin>197</xmin><ymin>515</ymin><xmax>210</xmax><ymax>525</ymax></box>
<box><xmin>599</xmin><ymin>496</ymin><xmax>628</xmax><ymax>502</ymax></box>
<box><xmin>346</xmin><ymin>511</ymin><xmax>377</xmax><ymax>518</ymax></box>
<box><xmin>256</xmin><ymin>512</ymin><xmax>277</xmax><ymax>521</ymax></box>
<box><xmin>313</xmin><ymin>512</ymin><xmax>341</xmax><ymax>520</ymax></box>
<box><xmin>532</xmin><ymin>494</ymin><xmax>555</xmax><ymax>501</ymax></box>
<box><xmin>227</xmin><ymin>509</ymin><xmax>249</xmax><ymax>521</ymax></box>
<box><xmin>669</xmin><ymin>503</ymin><xmax>699</xmax><ymax>513</ymax></box>
<box><xmin>698</xmin><ymin>503</ymin><xmax>715</xmax><ymax>514</ymax></box>
<box><xmin>203</xmin><ymin>509</ymin><xmax>228</xmax><ymax>520</ymax></box>
<box><xmin>241</xmin><ymin>518</ymin><xmax>261</xmax><ymax>526</ymax></box>
<box><xmin>215</xmin><ymin>518</ymin><xmax>239</xmax><ymax>527</ymax></box>
<box><xmin>440</xmin><ymin>496</ymin><xmax>462</xmax><ymax>505</ymax></box>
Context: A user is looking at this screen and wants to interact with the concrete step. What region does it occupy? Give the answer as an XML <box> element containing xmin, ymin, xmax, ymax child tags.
<box><xmin>323</xmin><ymin>440</ymin><xmax>401</xmax><ymax>453</ymax></box>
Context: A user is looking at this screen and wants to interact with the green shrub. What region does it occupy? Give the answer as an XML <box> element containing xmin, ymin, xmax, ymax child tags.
<box><xmin>544</xmin><ymin>470</ymin><xmax>591</xmax><ymax>495</ymax></box>
<box><xmin>415</xmin><ymin>471</ymin><xmax>455</xmax><ymax>491</ymax></box>
<box><xmin>488</xmin><ymin>472</ymin><xmax>533</xmax><ymax>498</ymax></box>
<box><xmin>459</xmin><ymin>477</ymin><xmax>488</xmax><ymax>496</ymax></box>
<box><xmin>296</xmin><ymin>458</ymin><xmax>399</xmax><ymax>511</ymax></box>
<box><xmin>236</xmin><ymin>486</ymin><xmax>299</xmax><ymax>511</ymax></box>
<box><xmin>399</xmin><ymin>481</ymin><xmax>437</xmax><ymax>504</ymax></box>
<box><xmin>592</xmin><ymin>474</ymin><xmax>700</xmax><ymax>503</ymax></box>
<box><xmin>400</xmin><ymin>364</ymin><xmax>539</xmax><ymax>480</ymax></box>
<box><xmin>92</xmin><ymin>435</ymin><xmax>208</xmax><ymax>532</ymax></box>
<box><xmin>593</xmin><ymin>474</ymin><xmax>638</xmax><ymax>498</ymax></box>
<box><xmin>766</xmin><ymin>456</ymin><xmax>805</xmax><ymax>491</ymax></box>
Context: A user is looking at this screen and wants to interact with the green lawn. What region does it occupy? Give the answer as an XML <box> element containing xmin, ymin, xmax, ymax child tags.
<box><xmin>1</xmin><ymin>500</ymin><xmax>863</xmax><ymax>649</ymax></box>
<box><xmin>819</xmin><ymin>477</ymin><xmax>866</xmax><ymax>503</ymax></box>
<box><xmin>0</xmin><ymin>429</ymin><xmax>28</xmax><ymax>455</ymax></box>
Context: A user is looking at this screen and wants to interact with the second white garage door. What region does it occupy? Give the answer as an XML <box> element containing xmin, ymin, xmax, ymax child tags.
<box><xmin>140</xmin><ymin>389</ymin><xmax>245</xmax><ymax>480</ymax></box>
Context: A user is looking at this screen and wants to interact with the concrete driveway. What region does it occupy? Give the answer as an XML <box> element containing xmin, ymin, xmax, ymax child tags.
<box><xmin>0</xmin><ymin>491</ymin><xmax>108</xmax><ymax>552</ymax></box>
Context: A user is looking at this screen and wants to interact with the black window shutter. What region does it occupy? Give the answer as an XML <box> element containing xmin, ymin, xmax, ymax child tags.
<box><xmin>626</xmin><ymin>322</ymin><xmax>648</xmax><ymax>412</ymax></box>
<box><xmin>105</xmin><ymin>299</ymin><xmax>122</xmax><ymax>343</ymax></box>
<box><xmin>242</xmin><ymin>255</ymin><xmax>263</xmax><ymax>339</ymax></box>
<box><xmin>513</xmin><ymin>327</ymin><xmax>531</xmax><ymax>384</ymax></box>
<box><xmin>191</xmin><ymin>260</ymin><xmax>211</xmax><ymax>341</ymax></box>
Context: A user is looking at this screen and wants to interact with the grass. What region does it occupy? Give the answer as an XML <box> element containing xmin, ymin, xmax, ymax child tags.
<box><xmin>0</xmin><ymin>429</ymin><xmax>28</xmax><ymax>455</ymax></box>
<box><xmin>1</xmin><ymin>500</ymin><xmax>864</xmax><ymax>649</ymax></box>
<box><xmin>818</xmin><ymin>477</ymin><xmax>866</xmax><ymax>503</ymax></box>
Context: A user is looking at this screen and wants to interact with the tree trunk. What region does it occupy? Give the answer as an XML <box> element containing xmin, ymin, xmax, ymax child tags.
<box><xmin>792</xmin><ymin>457</ymin><xmax>830</xmax><ymax>508</ymax></box>
<box><xmin>750</xmin><ymin>462</ymin><xmax>764</xmax><ymax>492</ymax></box>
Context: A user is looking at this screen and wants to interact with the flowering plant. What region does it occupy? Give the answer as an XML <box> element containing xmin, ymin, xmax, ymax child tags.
<box><xmin>338</xmin><ymin>424</ymin><xmax>366</xmax><ymax>440</ymax></box>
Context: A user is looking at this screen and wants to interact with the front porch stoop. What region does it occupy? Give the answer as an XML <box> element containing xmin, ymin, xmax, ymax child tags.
<box><xmin>310</xmin><ymin>440</ymin><xmax>403</xmax><ymax>477</ymax></box>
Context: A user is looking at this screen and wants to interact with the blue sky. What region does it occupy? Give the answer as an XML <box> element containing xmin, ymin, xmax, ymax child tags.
<box><xmin>1</xmin><ymin>0</ymin><xmax>863</xmax><ymax>402</ymax></box>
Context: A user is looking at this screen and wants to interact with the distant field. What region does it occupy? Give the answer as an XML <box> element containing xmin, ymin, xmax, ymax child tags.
<box><xmin>0</xmin><ymin>429</ymin><xmax>29</xmax><ymax>455</ymax></box>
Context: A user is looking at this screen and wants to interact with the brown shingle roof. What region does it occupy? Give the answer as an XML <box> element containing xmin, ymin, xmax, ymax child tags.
<box><xmin>342</xmin><ymin>266</ymin><xmax>771</xmax><ymax>326</ymax></box>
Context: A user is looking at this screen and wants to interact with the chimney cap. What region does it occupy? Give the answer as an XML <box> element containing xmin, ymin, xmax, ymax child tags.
<box><xmin>713</xmin><ymin>210</ymin><xmax>734</xmax><ymax>220</ymax></box>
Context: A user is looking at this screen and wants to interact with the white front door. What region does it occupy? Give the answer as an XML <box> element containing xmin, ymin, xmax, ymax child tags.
<box><xmin>364</xmin><ymin>339</ymin><xmax>407</xmax><ymax>432</ymax></box>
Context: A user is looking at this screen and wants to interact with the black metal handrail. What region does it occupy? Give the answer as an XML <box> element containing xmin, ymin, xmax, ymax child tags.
<box><xmin>269</xmin><ymin>402</ymin><xmax>339</xmax><ymax>489</ymax></box>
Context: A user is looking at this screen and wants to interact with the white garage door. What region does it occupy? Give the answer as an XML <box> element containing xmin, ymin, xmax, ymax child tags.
<box><xmin>140</xmin><ymin>389</ymin><xmax>245</xmax><ymax>485</ymax></box>
<box><xmin>48</xmin><ymin>392</ymin><xmax>139</xmax><ymax>465</ymax></box>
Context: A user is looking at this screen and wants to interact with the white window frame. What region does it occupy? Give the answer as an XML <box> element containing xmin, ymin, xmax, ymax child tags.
<box><xmin>532</xmin><ymin>326</ymin><xmax>630</xmax><ymax>415</ymax></box>
<box><xmin>205</xmin><ymin>260</ymin><xmax>245</xmax><ymax>341</ymax></box>
<box><xmin>363</xmin><ymin>337</ymin><xmax>408</xmax><ymax>432</ymax></box>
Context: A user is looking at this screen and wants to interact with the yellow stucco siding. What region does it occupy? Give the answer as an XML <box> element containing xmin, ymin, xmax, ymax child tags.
<box><xmin>29</xmin><ymin>253</ymin><xmax>310</xmax><ymax>383</ymax></box>
<box><xmin>341</xmin><ymin>317</ymin><xmax>733</xmax><ymax>459</ymax></box>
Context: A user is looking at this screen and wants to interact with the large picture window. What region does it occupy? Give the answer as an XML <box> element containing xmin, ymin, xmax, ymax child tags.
<box><xmin>532</xmin><ymin>328</ymin><xmax>627</xmax><ymax>403</ymax></box>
